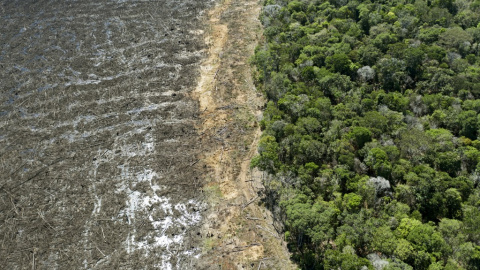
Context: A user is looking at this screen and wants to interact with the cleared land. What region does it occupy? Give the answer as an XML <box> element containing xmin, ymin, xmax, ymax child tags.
<box><xmin>0</xmin><ymin>0</ymin><xmax>212</xmax><ymax>268</ymax></box>
<box><xmin>0</xmin><ymin>0</ymin><xmax>294</xmax><ymax>269</ymax></box>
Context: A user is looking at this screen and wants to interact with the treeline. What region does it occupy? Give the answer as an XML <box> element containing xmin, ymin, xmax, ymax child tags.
<box><xmin>251</xmin><ymin>0</ymin><xmax>480</xmax><ymax>269</ymax></box>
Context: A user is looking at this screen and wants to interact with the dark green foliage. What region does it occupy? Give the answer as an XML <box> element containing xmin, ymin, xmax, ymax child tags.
<box><xmin>325</xmin><ymin>53</ymin><xmax>352</xmax><ymax>75</ymax></box>
<box><xmin>253</xmin><ymin>0</ymin><xmax>480</xmax><ymax>268</ymax></box>
<box><xmin>348</xmin><ymin>126</ymin><xmax>372</xmax><ymax>149</ymax></box>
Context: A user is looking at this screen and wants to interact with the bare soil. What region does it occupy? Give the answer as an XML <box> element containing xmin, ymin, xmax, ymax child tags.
<box><xmin>193</xmin><ymin>0</ymin><xmax>296</xmax><ymax>269</ymax></box>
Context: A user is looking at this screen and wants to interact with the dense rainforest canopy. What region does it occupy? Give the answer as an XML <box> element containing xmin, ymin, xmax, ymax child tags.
<box><xmin>251</xmin><ymin>0</ymin><xmax>480</xmax><ymax>269</ymax></box>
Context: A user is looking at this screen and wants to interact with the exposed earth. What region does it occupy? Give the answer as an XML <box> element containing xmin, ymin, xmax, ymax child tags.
<box><xmin>193</xmin><ymin>0</ymin><xmax>296</xmax><ymax>269</ymax></box>
<box><xmin>0</xmin><ymin>0</ymin><xmax>294</xmax><ymax>269</ymax></box>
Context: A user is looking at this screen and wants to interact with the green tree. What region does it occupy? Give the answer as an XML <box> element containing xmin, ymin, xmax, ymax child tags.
<box><xmin>455</xmin><ymin>242</ymin><xmax>480</xmax><ymax>270</ymax></box>
<box><xmin>397</xmin><ymin>129</ymin><xmax>432</xmax><ymax>164</ymax></box>
<box><xmin>254</xmin><ymin>0</ymin><xmax>480</xmax><ymax>267</ymax></box>
<box><xmin>463</xmin><ymin>204</ymin><xmax>480</xmax><ymax>244</ymax></box>
<box><xmin>324</xmin><ymin>249</ymin><xmax>373</xmax><ymax>270</ymax></box>
<box><xmin>343</xmin><ymin>193</ymin><xmax>362</xmax><ymax>212</ymax></box>
<box><xmin>348</xmin><ymin>126</ymin><xmax>372</xmax><ymax>149</ymax></box>
<box><xmin>444</xmin><ymin>188</ymin><xmax>463</xmax><ymax>219</ymax></box>
<box><xmin>376</xmin><ymin>57</ymin><xmax>409</xmax><ymax>91</ymax></box>
<box><xmin>458</xmin><ymin>110</ymin><xmax>478</xmax><ymax>139</ymax></box>
<box><xmin>439</xmin><ymin>27</ymin><xmax>473</xmax><ymax>53</ymax></box>
<box><xmin>462</xmin><ymin>146</ymin><xmax>480</xmax><ymax>172</ymax></box>
<box><xmin>435</xmin><ymin>151</ymin><xmax>461</xmax><ymax>176</ymax></box>
<box><xmin>358</xmin><ymin>44</ymin><xmax>382</xmax><ymax>66</ymax></box>
<box><xmin>438</xmin><ymin>218</ymin><xmax>466</xmax><ymax>253</ymax></box>
<box><xmin>360</xmin><ymin>111</ymin><xmax>388</xmax><ymax>136</ymax></box>
<box><xmin>282</xmin><ymin>195</ymin><xmax>338</xmax><ymax>268</ymax></box>
<box><xmin>404</xmin><ymin>47</ymin><xmax>426</xmax><ymax>79</ymax></box>
<box><xmin>365</xmin><ymin>148</ymin><xmax>392</xmax><ymax>178</ymax></box>
<box><xmin>325</xmin><ymin>53</ymin><xmax>353</xmax><ymax>75</ymax></box>
<box><xmin>372</xmin><ymin>226</ymin><xmax>397</xmax><ymax>255</ymax></box>
<box><xmin>394</xmin><ymin>238</ymin><xmax>416</xmax><ymax>264</ymax></box>
<box><xmin>418</xmin><ymin>25</ymin><xmax>446</xmax><ymax>43</ymax></box>
<box><xmin>407</xmin><ymin>222</ymin><xmax>448</xmax><ymax>259</ymax></box>
<box><xmin>251</xmin><ymin>135</ymin><xmax>280</xmax><ymax>174</ymax></box>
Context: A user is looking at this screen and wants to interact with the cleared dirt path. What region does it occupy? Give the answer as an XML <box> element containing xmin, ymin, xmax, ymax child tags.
<box><xmin>194</xmin><ymin>0</ymin><xmax>296</xmax><ymax>269</ymax></box>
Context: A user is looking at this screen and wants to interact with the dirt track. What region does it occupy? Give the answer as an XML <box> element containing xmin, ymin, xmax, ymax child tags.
<box><xmin>194</xmin><ymin>0</ymin><xmax>296</xmax><ymax>269</ymax></box>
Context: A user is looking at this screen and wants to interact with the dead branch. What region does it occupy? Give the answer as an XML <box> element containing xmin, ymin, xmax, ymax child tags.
<box><xmin>256</xmin><ymin>225</ymin><xmax>280</xmax><ymax>239</ymax></box>
<box><xmin>5</xmin><ymin>157</ymin><xmax>63</xmax><ymax>192</ymax></box>
<box><xmin>230</xmin><ymin>243</ymin><xmax>260</xmax><ymax>253</ymax></box>
<box><xmin>241</xmin><ymin>195</ymin><xmax>258</xmax><ymax>210</ymax></box>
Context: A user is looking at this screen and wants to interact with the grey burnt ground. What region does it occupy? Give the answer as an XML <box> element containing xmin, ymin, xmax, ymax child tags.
<box><xmin>0</xmin><ymin>0</ymin><xmax>213</xmax><ymax>268</ymax></box>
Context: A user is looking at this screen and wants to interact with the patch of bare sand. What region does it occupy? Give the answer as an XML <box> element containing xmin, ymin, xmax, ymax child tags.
<box><xmin>192</xmin><ymin>0</ymin><xmax>297</xmax><ymax>269</ymax></box>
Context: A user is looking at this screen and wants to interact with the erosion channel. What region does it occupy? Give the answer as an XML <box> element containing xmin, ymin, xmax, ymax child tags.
<box><xmin>1</xmin><ymin>0</ymin><xmax>293</xmax><ymax>269</ymax></box>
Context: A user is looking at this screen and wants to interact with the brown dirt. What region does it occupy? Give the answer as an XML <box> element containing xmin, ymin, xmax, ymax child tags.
<box><xmin>193</xmin><ymin>0</ymin><xmax>296</xmax><ymax>269</ymax></box>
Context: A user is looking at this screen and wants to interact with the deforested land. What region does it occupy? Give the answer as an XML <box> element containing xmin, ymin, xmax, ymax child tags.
<box><xmin>1</xmin><ymin>0</ymin><xmax>213</xmax><ymax>268</ymax></box>
<box><xmin>0</xmin><ymin>0</ymin><xmax>294</xmax><ymax>269</ymax></box>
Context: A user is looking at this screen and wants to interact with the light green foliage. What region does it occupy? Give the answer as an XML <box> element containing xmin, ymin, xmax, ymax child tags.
<box><xmin>250</xmin><ymin>135</ymin><xmax>280</xmax><ymax>174</ymax></box>
<box><xmin>396</xmin><ymin>128</ymin><xmax>432</xmax><ymax>163</ymax></box>
<box><xmin>395</xmin><ymin>218</ymin><xmax>422</xmax><ymax>239</ymax></box>
<box><xmin>372</xmin><ymin>226</ymin><xmax>397</xmax><ymax>255</ymax></box>
<box><xmin>439</xmin><ymin>27</ymin><xmax>474</xmax><ymax>52</ymax></box>
<box><xmin>406</xmin><ymin>223</ymin><xmax>447</xmax><ymax>258</ymax></box>
<box><xmin>419</xmin><ymin>25</ymin><xmax>446</xmax><ymax>43</ymax></box>
<box><xmin>343</xmin><ymin>193</ymin><xmax>362</xmax><ymax>212</ymax></box>
<box><xmin>394</xmin><ymin>239</ymin><xmax>415</xmax><ymax>263</ymax></box>
<box><xmin>426</xmin><ymin>129</ymin><xmax>454</xmax><ymax>152</ymax></box>
<box><xmin>384</xmin><ymin>260</ymin><xmax>414</xmax><ymax>270</ymax></box>
<box><xmin>428</xmin><ymin>261</ymin><xmax>444</xmax><ymax>270</ymax></box>
<box><xmin>439</xmin><ymin>218</ymin><xmax>466</xmax><ymax>250</ymax></box>
<box><xmin>324</xmin><ymin>249</ymin><xmax>373</xmax><ymax>270</ymax></box>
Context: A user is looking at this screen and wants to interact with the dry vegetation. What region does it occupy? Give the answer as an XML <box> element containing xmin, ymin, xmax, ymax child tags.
<box><xmin>0</xmin><ymin>0</ymin><xmax>212</xmax><ymax>268</ymax></box>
